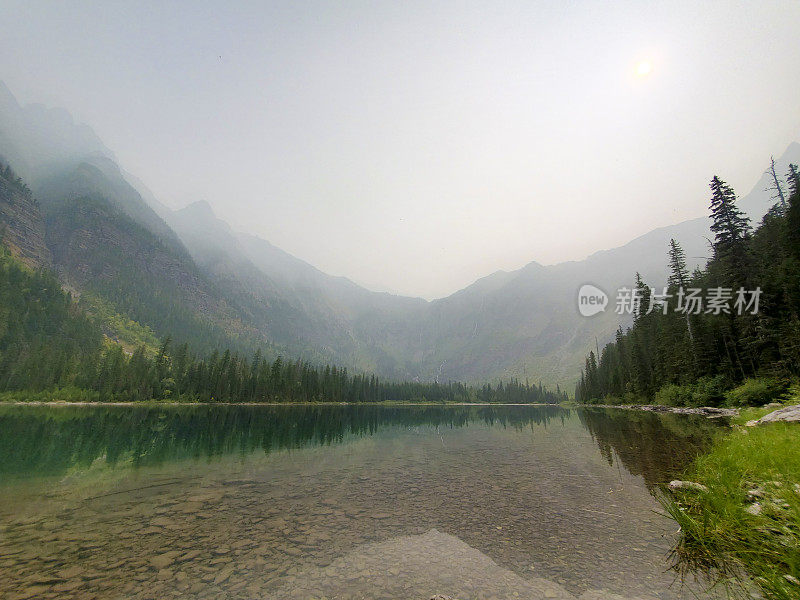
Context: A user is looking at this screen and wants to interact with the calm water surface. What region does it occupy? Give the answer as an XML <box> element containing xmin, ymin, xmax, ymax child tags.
<box><xmin>0</xmin><ymin>404</ymin><xmax>723</xmax><ymax>600</ymax></box>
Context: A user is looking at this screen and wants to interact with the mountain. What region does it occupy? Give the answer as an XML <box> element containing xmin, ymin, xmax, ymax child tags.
<box><xmin>36</xmin><ymin>155</ymin><xmax>183</xmax><ymax>248</ymax></box>
<box><xmin>0</xmin><ymin>164</ymin><xmax>50</xmax><ymax>268</ymax></box>
<box><xmin>1</xmin><ymin>80</ymin><xmax>797</xmax><ymax>390</ymax></box>
<box><xmin>0</xmin><ymin>83</ymin><xmax>278</xmax><ymax>356</ymax></box>
<box><xmin>168</xmin><ymin>199</ymin><xmax>426</xmax><ymax>376</ymax></box>
<box><xmin>171</xmin><ymin>141</ymin><xmax>793</xmax><ymax>389</ymax></box>
<box><xmin>420</xmin><ymin>142</ymin><xmax>800</xmax><ymax>387</ymax></box>
<box><xmin>0</xmin><ymin>81</ymin><xmax>110</xmax><ymax>188</ymax></box>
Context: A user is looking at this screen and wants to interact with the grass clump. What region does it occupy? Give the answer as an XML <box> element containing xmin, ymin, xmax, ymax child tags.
<box><xmin>663</xmin><ymin>402</ymin><xmax>800</xmax><ymax>599</ymax></box>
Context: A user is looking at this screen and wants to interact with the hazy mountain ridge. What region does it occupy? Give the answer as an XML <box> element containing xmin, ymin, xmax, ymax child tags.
<box><xmin>1</xmin><ymin>81</ymin><xmax>796</xmax><ymax>389</ymax></box>
<box><xmin>423</xmin><ymin>147</ymin><xmax>796</xmax><ymax>387</ymax></box>
<box><xmin>0</xmin><ymin>82</ymin><xmax>111</xmax><ymax>188</ymax></box>
<box><xmin>168</xmin><ymin>199</ymin><xmax>428</xmax><ymax>376</ymax></box>
<box><xmin>0</xmin><ymin>84</ymin><xmax>290</xmax><ymax>357</ymax></box>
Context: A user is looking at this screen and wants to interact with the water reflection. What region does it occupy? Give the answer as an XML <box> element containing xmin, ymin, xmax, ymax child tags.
<box><xmin>577</xmin><ymin>407</ymin><xmax>720</xmax><ymax>489</ymax></box>
<box><xmin>0</xmin><ymin>404</ymin><xmax>567</xmax><ymax>479</ymax></box>
<box><xmin>0</xmin><ymin>405</ymin><xmax>724</xmax><ymax>599</ymax></box>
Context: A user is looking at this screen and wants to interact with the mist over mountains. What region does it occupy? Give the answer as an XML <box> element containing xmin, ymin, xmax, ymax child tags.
<box><xmin>1</xmin><ymin>81</ymin><xmax>796</xmax><ymax>389</ymax></box>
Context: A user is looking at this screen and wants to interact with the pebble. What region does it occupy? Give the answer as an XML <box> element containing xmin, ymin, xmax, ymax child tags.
<box><xmin>0</xmin><ymin>408</ymin><xmax>720</xmax><ymax>600</ymax></box>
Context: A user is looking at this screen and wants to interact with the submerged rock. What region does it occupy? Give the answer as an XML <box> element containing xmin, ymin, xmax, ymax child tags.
<box><xmin>746</xmin><ymin>405</ymin><xmax>800</xmax><ymax>426</ymax></box>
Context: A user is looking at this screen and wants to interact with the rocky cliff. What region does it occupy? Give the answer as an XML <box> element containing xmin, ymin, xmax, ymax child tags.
<box><xmin>0</xmin><ymin>166</ymin><xmax>51</xmax><ymax>268</ymax></box>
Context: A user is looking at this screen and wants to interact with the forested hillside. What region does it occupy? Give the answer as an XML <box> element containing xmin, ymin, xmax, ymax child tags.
<box><xmin>0</xmin><ymin>229</ymin><xmax>564</xmax><ymax>404</ymax></box>
<box><xmin>577</xmin><ymin>165</ymin><xmax>800</xmax><ymax>406</ymax></box>
<box><xmin>0</xmin><ymin>244</ymin><xmax>102</xmax><ymax>391</ymax></box>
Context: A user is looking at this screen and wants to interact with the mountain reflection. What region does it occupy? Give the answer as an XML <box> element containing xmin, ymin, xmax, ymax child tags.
<box><xmin>0</xmin><ymin>404</ymin><xmax>567</xmax><ymax>478</ymax></box>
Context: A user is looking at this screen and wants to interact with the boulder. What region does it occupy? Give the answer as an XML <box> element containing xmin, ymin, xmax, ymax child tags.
<box><xmin>746</xmin><ymin>405</ymin><xmax>800</xmax><ymax>427</ymax></box>
<box><xmin>745</xmin><ymin>503</ymin><xmax>762</xmax><ymax>516</ymax></box>
<box><xmin>668</xmin><ymin>480</ymin><xmax>709</xmax><ymax>492</ymax></box>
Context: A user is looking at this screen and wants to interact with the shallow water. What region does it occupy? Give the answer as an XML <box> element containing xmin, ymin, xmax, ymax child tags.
<box><xmin>0</xmin><ymin>404</ymin><xmax>723</xmax><ymax>599</ymax></box>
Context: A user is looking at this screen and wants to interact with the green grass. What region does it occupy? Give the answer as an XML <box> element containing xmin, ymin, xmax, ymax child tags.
<box><xmin>662</xmin><ymin>398</ymin><xmax>800</xmax><ymax>599</ymax></box>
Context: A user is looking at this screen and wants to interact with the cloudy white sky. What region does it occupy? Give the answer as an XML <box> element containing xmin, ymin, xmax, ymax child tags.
<box><xmin>1</xmin><ymin>0</ymin><xmax>799</xmax><ymax>298</ymax></box>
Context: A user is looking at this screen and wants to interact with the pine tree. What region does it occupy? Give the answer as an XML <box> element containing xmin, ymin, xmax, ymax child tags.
<box><xmin>667</xmin><ymin>239</ymin><xmax>689</xmax><ymax>289</ymax></box>
<box><xmin>667</xmin><ymin>239</ymin><xmax>696</xmax><ymax>348</ymax></box>
<box><xmin>708</xmin><ymin>176</ymin><xmax>751</xmax><ymax>284</ymax></box>
<box><xmin>787</xmin><ymin>164</ymin><xmax>800</xmax><ymax>261</ymax></box>
<box><xmin>633</xmin><ymin>272</ymin><xmax>651</xmax><ymax>322</ymax></box>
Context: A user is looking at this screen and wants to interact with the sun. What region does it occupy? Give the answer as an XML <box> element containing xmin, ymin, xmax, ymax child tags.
<box><xmin>635</xmin><ymin>60</ymin><xmax>653</xmax><ymax>77</ymax></box>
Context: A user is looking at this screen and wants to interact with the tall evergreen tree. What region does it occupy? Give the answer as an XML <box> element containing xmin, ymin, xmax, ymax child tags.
<box><xmin>708</xmin><ymin>176</ymin><xmax>751</xmax><ymax>284</ymax></box>
<box><xmin>667</xmin><ymin>239</ymin><xmax>696</xmax><ymax>348</ymax></box>
<box><xmin>667</xmin><ymin>239</ymin><xmax>689</xmax><ymax>289</ymax></box>
<box><xmin>787</xmin><ymin>164</ymin><xmax>800</xmax><ymax>261</ymax></box>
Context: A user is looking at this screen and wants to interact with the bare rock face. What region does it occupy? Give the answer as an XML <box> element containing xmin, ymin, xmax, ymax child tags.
<box><xmin>746</xmin><ymin>405</ymin><xmax>800</xmax><ymax>427</ymax></box>
<box><xmin>0</xmin><ymin>173</ymin><xmax>51</xmax><ymax>268</ymax></box>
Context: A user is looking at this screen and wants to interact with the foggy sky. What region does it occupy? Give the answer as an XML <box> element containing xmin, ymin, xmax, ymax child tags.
<box><xmin>1</xmin><ymin>0</ymin><xmax>799</xmax><ymax>298</ymax></box>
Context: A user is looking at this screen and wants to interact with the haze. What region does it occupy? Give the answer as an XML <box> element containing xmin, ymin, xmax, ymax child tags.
<box><xmin>1</xmin><ymin>0</ymin><xmax>799</xmax><ymax>298</ymax></box>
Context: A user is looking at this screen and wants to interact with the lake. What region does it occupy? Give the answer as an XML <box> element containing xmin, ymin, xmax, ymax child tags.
<box><xmin>0</xmin><ymin>404</ymin><xmax>723</xmax><ymax>600</ymax></box>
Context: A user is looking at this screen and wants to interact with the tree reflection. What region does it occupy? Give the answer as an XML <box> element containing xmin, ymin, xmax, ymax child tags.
<box><xmin>577</xmin><ymin>407</ymin><xmax>723</xmax><ymax>488</ymax></box>
<box><xmin>0</xmin><ymin>404</ymin><xmax>567</xmax><ymax>478</ymax></box>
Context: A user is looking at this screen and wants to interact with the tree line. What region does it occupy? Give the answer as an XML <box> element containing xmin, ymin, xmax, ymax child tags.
<box><xmin>81</xmin><ymin>341</ymin><xmax>564</xmax><ymax>403</ymax></box>
<box><xmin>0</xmin><ymin>242</ymin><xmax>565</xmax><ymax>404</ymax></box>
<box><xmin>577</xmin><ymin>163</ymin><xmax>800</xmax><ymax>406</ymax></box>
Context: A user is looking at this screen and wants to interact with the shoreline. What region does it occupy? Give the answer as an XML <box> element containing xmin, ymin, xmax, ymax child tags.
<box><xmin>1</xmin><ymin>400</ymin><xmax>740</xmax><ymax>416</ymax></box>
<box><xmin>580</xmin><ymin>403</ymin><xmax>739</xmax><ymax>418</ymax></box>
<box><xmin>661</xmin><ymin>401</ymin><xmax>800</xmax><ymax>598</ymax></box>
<box><xmin>0</xmin><ymin>400</ymin><xmax>563</xmax><ymax>407</ymax></box>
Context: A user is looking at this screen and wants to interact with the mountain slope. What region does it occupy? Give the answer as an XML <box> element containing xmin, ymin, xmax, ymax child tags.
<box><xmin>0</xmin><ymin>84</ymin><xmax>282</xmax><ymax>358</ymax></box>
<box><xmin>2</xmin><ymin>80</ymin><xmax>797</xmax><ymax>390</ymax></box>
<box><xmin>0</xmin><ymin>163</ymin><xmax>50</xmax><ymax>268</ymax></box>
<box><xmin>419</xmin><ymin>142</ymin><xmax>800</xmax><ymax>387</ymax></box>
<box><xmin>0</xmin><ymin>243</ymin><xmax>102</xmax><ymax>392</ymax></box>
<box><xmin>168</xmin><ymin>200</ymin><xmax>427</xmax><ymax>375</ymax></box>
<box><xmin>162</xmin><ymin>140</ymin><xmax>800</xmax><ymax>389</ymax></box>
<box><xmin>0</xmin><ymin>81</ymin><xmax>110</xmax><ymax>186</ymax></box>
<box><xmin>36</xmin><ymin>156</ymin><xmax>183</xmax><ymax>248</ymax></box>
